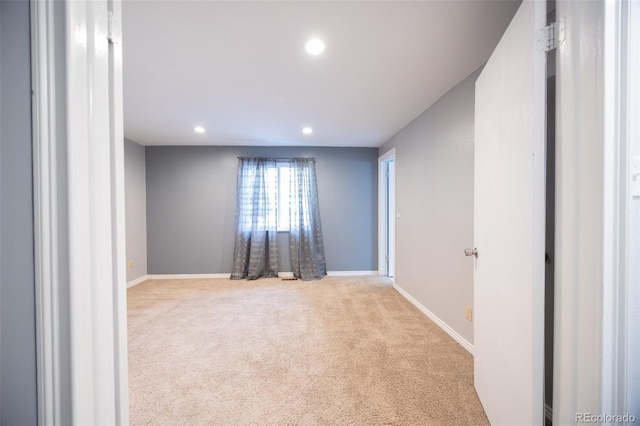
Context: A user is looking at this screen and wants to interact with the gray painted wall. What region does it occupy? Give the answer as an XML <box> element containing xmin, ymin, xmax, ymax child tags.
<box><xmin>125</xmin><ymin>139</ymin><xmax>148</xmax><ymax>282</ymax></box>
<box><xmin>0</xmin><ymin>0</ymin><xmax>39</xmax><ymax>424</ymax></box>
<box><xmin>146</xmin><ymin>146</ymin><xmax>378</xmax><ymax>274</ymax></box>
<box><xmin>379</xmin><ymin>68</ymin><xmax>480</xmax><ymax>345</ymax></box>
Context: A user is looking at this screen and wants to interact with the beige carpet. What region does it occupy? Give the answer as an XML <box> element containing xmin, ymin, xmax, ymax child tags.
<box><xmin>128</xmin><ymin>276</ymin><xmax>488</xmax><ymax>425</ymax></box>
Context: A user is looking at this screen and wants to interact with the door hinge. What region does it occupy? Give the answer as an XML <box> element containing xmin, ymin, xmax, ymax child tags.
<box><xmin>538</xmin><ymin>20</ymin><xmax>564</xmax><ymax>52</ymax></box>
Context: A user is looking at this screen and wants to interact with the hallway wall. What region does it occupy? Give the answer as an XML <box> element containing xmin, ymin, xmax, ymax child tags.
<box><xmin>379</xmin><ymin>68</ymin><xmax>480</xmax><ymax>346</ymax></box>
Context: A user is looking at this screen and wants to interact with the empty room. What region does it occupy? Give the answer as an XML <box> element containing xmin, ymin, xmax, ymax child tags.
<box><xmin>2</xmin><ymin>0</ymin><xmax>638</xmax><ymax>425</ymax></box>
<box><xmin>122</xmin><ymin>1</ymin><xmax>519</xmax><ymax>424</ymax></box>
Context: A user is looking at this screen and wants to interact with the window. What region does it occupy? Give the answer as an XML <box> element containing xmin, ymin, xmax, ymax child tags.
<box><xmin>235</xmin><ymin>158</ymin><xmax>328</xmax><ymax>234</ymax></box>
<box><xmin>237</xmin><ymin>160</ymin><xmax>291</xmax><ymax>232</ymax></box>
<box><xmin>277</xmin><ymin>163</ymin><xmax>290</xmax><ymax>232</ymax></box>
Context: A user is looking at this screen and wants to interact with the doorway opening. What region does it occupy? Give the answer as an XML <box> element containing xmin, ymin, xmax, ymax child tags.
<box><xmin>378</xmin><ymin>149</ymin><xmax>396</xmax><ymax>278</ymax></box>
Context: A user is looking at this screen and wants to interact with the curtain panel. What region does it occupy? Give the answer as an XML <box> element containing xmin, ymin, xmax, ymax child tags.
<box><xmin>230</xmin><ymin>158</ymin><xmax>279</xmax><ymax>280</ymax></box>
<box><xmin>230</xmin><ymin>157</ymin><xmax>326</xmax><ymax>281</ymax></box>
<box><xmin>289</xmin><ymin>158</ymin><xmax>327</xmax><ymax>280</ymax></box>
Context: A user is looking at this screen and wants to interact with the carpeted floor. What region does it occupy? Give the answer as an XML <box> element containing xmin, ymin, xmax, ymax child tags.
<box><xmin>128</xmin><ymin>276</ymin><xmax>488</xmax><ymax>425</ymax></box>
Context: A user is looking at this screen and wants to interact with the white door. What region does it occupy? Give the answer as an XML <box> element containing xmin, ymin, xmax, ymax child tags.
<box><xmin>387</xmin><ymin>159</ymin><xmax>395</xmax><ymax>277</ymax></box>
<box><xmin>473</xmin><ymin>0</ymin><xmax>546</xmax><ymax>424</ymax></box>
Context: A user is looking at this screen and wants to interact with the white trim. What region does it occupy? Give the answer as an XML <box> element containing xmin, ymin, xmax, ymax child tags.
<box><xmin>127</xmin><ymin>275</ymin><xmax>148</xmax><ymax>288</ymax></box>
<box><xmin>601</xmin><ymin>0</ymin><xmax>633</xmax><ymax>416</ymax></box>
<box><xmin>32</xmin><ymin>1</ymin><xmax>126</xmax><ymax>422</ymax></box>
<box><xmin>146</xmin><ymin>273</ymin><xmax>232</xmax><ymax>280</ymax></box>
<box><xmin>378</xmin><ymin>148</ymin><xmax>396</xmax><ymax>278</ymax></box>
<box><xmin>393</xmin><ymin>282</ymin><xmax>474</xmax><ymax>355</ymax></box>
<box><xmin>66</xmin><ymin>2</ymin><xmax>117</xmax><ymax>422</ymax></box>
<box><xmin>623</xmin><ymin>0</ymin><xmax>640</xmax><ymax>414</ymax></box>
<box><xmin>145</xmin><ymin>271</ymin><xmax>379</xmax><ymax>280</ymax></box>
<box><xmin>63</xmin><ymin>1</ymin><xmax>126</xmax><ymax>423</ymax></box>
<box><xmin>31</xmin><ymin>1</ymin><xmax>61</xmax><ymax>423</ymax></box>
<box><xmin>554</xmin><ymin>1</ymin><xmax>608</xmax><ymax>423</ymax></box>
<box><xmin>601</xmin><ymin>0</ymin><xmax>622</xmax><ymax>414</ymax></box>
<box><xmin>326</xmin><ymin>271</ymin><xmax>379</xmax><ymax>277</ymax></box>
<box><xmin>108</xmin><ymin>3</ymin><xmax>129</xmax><ymax>421</ymax></box>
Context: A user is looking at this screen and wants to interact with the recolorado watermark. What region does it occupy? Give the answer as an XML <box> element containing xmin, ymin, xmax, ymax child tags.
<box><xmin>576</xmin><ymin>413</ymin><xmax>637</xmax><ymax>423</ymax></box>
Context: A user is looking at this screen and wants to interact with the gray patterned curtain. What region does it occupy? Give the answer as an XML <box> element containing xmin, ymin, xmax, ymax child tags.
<box><xmin>230</xmin><ymin>158</ymin><xmax>279</xmax><ymax>280</ymax></box>
<box><xmin>289</xmin><ymin>158</ymin><xmax>327</xmax><ymax>280</ymax></box>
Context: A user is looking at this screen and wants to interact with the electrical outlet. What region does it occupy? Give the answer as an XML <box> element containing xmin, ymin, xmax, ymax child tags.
<box><xmin>465</xmin><ymin>306</ymin><xmax>473</xmax><ymax>321</ymax></box>
<box><xmin>127</xmin><ymin>260</ymin><xmax>133</xmax><ymax>269</ymax></box>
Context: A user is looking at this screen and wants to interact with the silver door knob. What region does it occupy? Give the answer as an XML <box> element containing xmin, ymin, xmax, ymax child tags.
<box><xmin>464</xmin><ymin>248</ymin><xmax>478</xmax><ymax>257</ymax></box>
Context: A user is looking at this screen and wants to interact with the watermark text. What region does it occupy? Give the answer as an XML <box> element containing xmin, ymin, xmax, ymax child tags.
<box><xmin>576</xmin><ymin>413</ymin><xmax>637</xmax><ymax>423</ymax></box>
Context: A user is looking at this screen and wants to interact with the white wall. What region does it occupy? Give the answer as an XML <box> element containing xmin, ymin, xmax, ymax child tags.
<box><xmin>379</xmin><ymin>68</ymin><xmax>480</xmax><ymax>346</ymax></box>
<box><xmin>125</xmin><ymin>138</ymin><xmax>148</xmax><ymax>282</ymax></box>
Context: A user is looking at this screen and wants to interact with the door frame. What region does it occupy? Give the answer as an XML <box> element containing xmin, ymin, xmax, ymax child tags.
<box><xmin>31</xmin><ymin>1</ymin><xmax>61</xmax><ymax>422</ymax></box>
<box><xmin>31</xmin><ymin>0</ymin><xmax>128</xmax><ymax>423</ymax></box>
<box><xmin>378</xmin><ymin>148</ymin><xmax>396</xmax><ymax>278</ymax></box>
<box><xmin>554</xmin><ymin>0</ymin><xmax>636</xmax><ymax>423</ymax></box>
<box><xmin>600</xmin><ymin>0</ymin><xmax>638</xmax><ymax>415</ymax></box>
<box><xmin>28</xmin><ymin>0</ymin><xmax>635</xmax><ymax>423</ymax></box>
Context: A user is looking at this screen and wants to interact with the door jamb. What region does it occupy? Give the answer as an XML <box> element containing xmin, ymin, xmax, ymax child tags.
<box><xmin>553</xmin><ymin>0</ymin><xmax>633</xmax><ymax>422</ymax></box>
<box><xmin>31</xmin><ymin>1</ymin><xmax>61</xmax><ymax>423</ymax></box>
<box><xmin>31</xmin><ymin>0</ymin><xmax>128</xmax><ymax>423</ymax></box>
<box><xmin>378</xmin><ymin>148</ymin><xmax>396</xmax><ymax>278</ymax></box>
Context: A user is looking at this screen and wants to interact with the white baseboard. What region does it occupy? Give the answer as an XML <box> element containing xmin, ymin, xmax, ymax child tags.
<box><xmin>127</xmin><ymin>275</ymin><xmax>148</xmax><ymax>288</ymax></box>
<box><xmin>393</xmin><ymin>282</ymin><xmax>474</xmax><ymax>355</ymax></box>
<box><xmin>139</xmin><ymin>271</ymin><xmax>379</xmax><ymax>281</ymax></box>
<box><xmin>146</xmin><ymin>273</ymin><xmax>231</xmax><ymax>280</ymax></box>
<box><xmin>326</xmin><ymin>270</ymin><xmax>378</xmax><ymax>276</ymax></box>
<box><xmin>281</xmin><ymin>271</ymin><xmax>379</xmax><ymax>277</ymax></box>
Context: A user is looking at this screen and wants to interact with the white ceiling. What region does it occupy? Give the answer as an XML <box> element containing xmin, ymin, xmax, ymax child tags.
<box><xmin>123</xmin><ymin>0</ymin><xmax>520</xmax><ymax>147</ymax></box>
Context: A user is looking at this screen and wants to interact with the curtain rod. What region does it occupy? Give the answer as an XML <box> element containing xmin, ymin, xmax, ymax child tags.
<box><xmin>236</xmin><ymin>157</ymin><xmax>316</xmax><ymax>162</ymax></box>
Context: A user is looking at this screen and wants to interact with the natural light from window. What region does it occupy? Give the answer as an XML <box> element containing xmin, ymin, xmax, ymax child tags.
<box><xmin>237</xmin><ymin>161</ymin><xmax>292</xmax><ymax>232</ymax></box>
<box><xmin>277</xmin><ymin>163</ymin><xmax>290</xmax><ymax>232</ymax></box>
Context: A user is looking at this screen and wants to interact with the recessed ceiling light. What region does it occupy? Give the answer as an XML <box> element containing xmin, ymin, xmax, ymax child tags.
<box><xmin>194</xmin><ymin>126</ymin><xmax>205</xmax><ymax>134</ymax></box>
<box><xmin>305</xmin><ymin>38</ymin><xmax>325</xmax><ymax>55</ymax></box>
<box><xmin>302</xmin><ymin>127</ymin><xmax>313</xmax><ymax>135</ymax></box>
